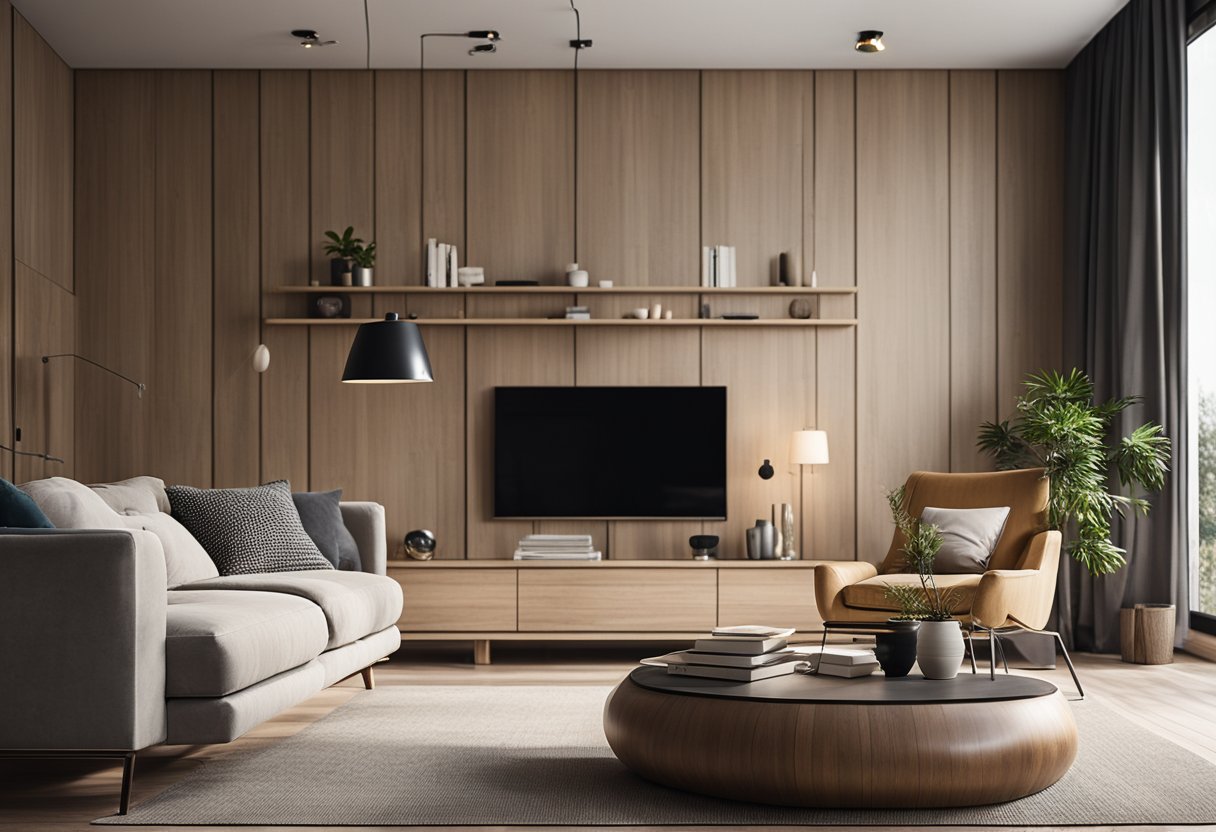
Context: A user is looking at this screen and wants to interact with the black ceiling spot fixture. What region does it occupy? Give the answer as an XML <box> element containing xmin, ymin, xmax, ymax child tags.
<box><xmin>855</xmin><ymin>30</ymin><xmax>885</xmax><ymax>53</ymax></box>
<box><xmin>292</xmin><ymin>28</ymin><xmax>338</xmax><ymax>49</ymax></box>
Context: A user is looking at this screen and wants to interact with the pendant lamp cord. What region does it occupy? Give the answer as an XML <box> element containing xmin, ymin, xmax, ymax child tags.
<box><xmin>363</xmin><ymin>0</ymin><xmax>371</xmax><ymax>69</ymax></box>
<box><xmin>570</xmin><ymin>0</ymin><xmax>582</xmax><ymax>265</ymax></box>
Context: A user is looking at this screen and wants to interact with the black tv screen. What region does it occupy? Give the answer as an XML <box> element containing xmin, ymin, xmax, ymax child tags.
<box><xmin>494</xmin><ymin>386</ymin><xmax>727</xmax><ymax>519</ymax></box>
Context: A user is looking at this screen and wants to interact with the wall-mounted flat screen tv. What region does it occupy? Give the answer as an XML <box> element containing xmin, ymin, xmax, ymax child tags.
<box><xmin>494</xmin><ymin>386</ymin><xmax>727</xmax><ymax>519</ymax></box>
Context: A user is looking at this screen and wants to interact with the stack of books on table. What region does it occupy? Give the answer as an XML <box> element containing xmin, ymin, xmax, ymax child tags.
<box><xmin>811</xmin><ymin>646</ymin><xmax>880</xmax><ymax>678</ymax></box>
<box><xmin>513</xmin><ymin>534</ymin><xmax>602</xmax><ymax>561</ymax></box>
<box><xmin>646</xmin><ymin>625</ymin><xmax>804</xmax><ymax>682</ymax></box>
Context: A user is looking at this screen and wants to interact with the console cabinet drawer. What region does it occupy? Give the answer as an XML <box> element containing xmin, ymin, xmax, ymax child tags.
<box><xmin>717</xmin><ymin>568</ymin><xmax>821</xmax><ymax>631</ymax></box>
<box><xmin>393</xmin><ymin>568</ymin><xmax>517</xmax><ymax>632</ymax></box>
<box><xmin>517</xmin><ymin>568</ymin><xmax>717</xmax><ymax>632</ymax></box>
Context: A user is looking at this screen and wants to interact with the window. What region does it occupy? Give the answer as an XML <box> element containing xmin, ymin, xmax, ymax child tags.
<box><xmin>1190</xmin><ymin>25</ymin><xmax>1216</xmax><ymax>632</ymax></box>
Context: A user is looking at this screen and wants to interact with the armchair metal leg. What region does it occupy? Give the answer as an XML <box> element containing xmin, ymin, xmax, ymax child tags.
<box><xmin>993</xmin><ymin>632</ymin><xmax>1010</xmax><ymax>674</ymax></box>
<box><xmin>966</xmin><ymin>628</ymin><xmax>978</xmax><ymax>674</ymax></box>
<box><xmin>1051</xmin><ymin>630</ymin><xmax>1085</xmax><ymax>700</ymax></box>
<box><xmin>118</xmin><ymin>752</ymin><xmax>136</xmax><ymax>815</ymax></box>
<box><xmin>989</xmin><ymin>627</ymin><xmax>996</xmax><ymax>680</ymax></box>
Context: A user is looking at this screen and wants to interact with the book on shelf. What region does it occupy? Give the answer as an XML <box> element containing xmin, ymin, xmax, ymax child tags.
<box><xmin>425</xmin><ymin>238</ymin><xmax>438</xmax><ymax>287</ymax></box>
<box><xmin>666</xmin><ymin>659</ymin><xmax>799</xmax><ymax>682</ymax></box>
<box><xmin>513</xmin><ymin>551</ymin><xmax>602</xmax><ymax>561</ymax></box>
<box><xmin>692</xmin><ymin>636</ymin><xmax>787</xmax><ymax>655</ymax></box>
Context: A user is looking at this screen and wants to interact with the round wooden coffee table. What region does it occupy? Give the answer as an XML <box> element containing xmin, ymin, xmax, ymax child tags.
<box><xmin>604</xmin><ymin>666</ymin><xmax>1077</xmax><ymax>808</ymax></box>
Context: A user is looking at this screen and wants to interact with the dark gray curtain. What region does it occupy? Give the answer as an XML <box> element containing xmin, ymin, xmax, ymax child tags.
<box><xmin>1062</xmin><ymin>0</ymin><xmax>1189</xmax><ymax>652</ymax></box>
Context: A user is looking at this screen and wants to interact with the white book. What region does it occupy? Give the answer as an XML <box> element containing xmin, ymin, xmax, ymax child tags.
<box><xmin>513</xmin><ymin>550</ymin><xmax>602</xmax><ymax>561</ymax></box>
<box><xmin>730</xmin><ymin>246</ymin><xmax>738</xmax><ymax>287</ymax></box>
<box><xmin>448</xmin><ymin>245</ymin><xmax>459</xmax><ymax>288</ymax></box>
<box><xmin>426</xmin><ymin>238</ymin><xmax>438</xmax><ymax>287</ymax></box>
<box><xmin>818</xmin><ymin>647</ymin><xmax>878</xmax><ymax>667</ymax></box>
<box><xmin>701</xmin><ymin>246</ymin><xmax>711</xmax><ymax>287</ymax></box>
<box><xmin>521</xmin><ymin>535</ymin><xmax>594</xmax><ymax>543</ymax></box>
<box><xmin>692</xmin><ymin>636</ymin><xmax>787</xmax><ymax>655</ymax></box>
<box><xmin>436</xmin><ymin>244</ymin><xmax>448</xmax><ymax>287</ymax></box>
<box><xmin>815</xmin><ymin>661</ymin><xmax>879</xmax><ymax>679</ymax></box>
<box><xmin>667</xmin><ymin>660</ymin><xmax>799</xmax><ymax>682</ymax></box>
<box><xmin>710</xmin><ymin>625</ymin><xmax>796</xmax><ymax>639</ymax></box>
<box><xmin>651</xmin><ymin>648</ymin><xmax>801</xmax><ymax>669</ymax></box>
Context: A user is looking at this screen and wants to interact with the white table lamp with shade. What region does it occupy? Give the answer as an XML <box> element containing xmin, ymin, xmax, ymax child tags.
<box><xmin>790</xmin><ymin>430</ymin><xmax>830</xmax><ymax>558</ymax></box>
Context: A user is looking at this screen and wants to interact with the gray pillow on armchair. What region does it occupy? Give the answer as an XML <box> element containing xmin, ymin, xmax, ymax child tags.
<box><xmin>919</xmin><ymin>505</ymin><xmax>1011</xmax><ymax>574</ymax></box>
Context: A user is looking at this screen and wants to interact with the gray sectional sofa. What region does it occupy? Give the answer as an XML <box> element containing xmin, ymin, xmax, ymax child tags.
<box><xmin>0</xmin><ymin>476</ymin><xmax>403</xmax><ymax>814</ymax></box>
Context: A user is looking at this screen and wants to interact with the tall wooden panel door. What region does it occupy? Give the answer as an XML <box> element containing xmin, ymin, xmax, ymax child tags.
<box><xmin>856</xmin><ymin>71</ymin><xmax>951</xmax><ymax>563</ymax></box>
<box><xmin>14</xmin><ymin>266</ymin><xmax>74</xmax><ymax>482</ymax></box>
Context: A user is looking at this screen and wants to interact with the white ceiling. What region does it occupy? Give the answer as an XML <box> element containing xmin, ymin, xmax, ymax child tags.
<box><xmin>12</xmin><ymin>0</ymin><xmax>1128</xmax><ymax>70</ymax></box>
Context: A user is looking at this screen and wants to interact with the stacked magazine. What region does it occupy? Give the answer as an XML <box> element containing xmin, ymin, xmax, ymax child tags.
<box><xmin>645</xmin><ymin>625</ymin><xmax>805</xmax><ymax>682</ymax></box>
<box><xmin>810</xmin><ymin>646</ymin><xmax>880</xmax><ymax>678</ymax></box>
<box><xmin>513</xmin><ymin>534</ymin><xmax>602</xmax><ymax>561</ymax></box>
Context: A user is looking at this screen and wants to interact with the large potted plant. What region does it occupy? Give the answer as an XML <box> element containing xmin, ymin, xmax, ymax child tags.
<box><xmin>978</xmin><ymin>369</ymin><xmax>1171</xmax><ymax>576</ymax></box>
<box><xmin>323</xmin><ymin>226</ymin><xmax>363</xmax><ymax>286</ymax></box>
<box><xmin>884</xmin><ymin>487</ymin><xmax>966</xmax><ymax>680</ymax></box>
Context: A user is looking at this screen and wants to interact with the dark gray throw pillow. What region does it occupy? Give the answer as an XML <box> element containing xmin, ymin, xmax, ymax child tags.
<box><xmin>292</xmin><ymin>489</ymin><xmax>362</xmax><ymax>572</ymax></box>
<box><xmin>1</xmin><ymin>477</ymin><xmax>54</xmax><ymax>528</ymax></box>
<box><xmin>166</xmin><ymin>480</ymin><xmax>333</xmax><ymax>575</ymax></box>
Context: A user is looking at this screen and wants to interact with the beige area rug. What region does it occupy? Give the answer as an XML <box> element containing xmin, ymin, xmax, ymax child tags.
<box><xmin>97</xmin><ymin>683</ymin><xmax>1216</xmax><ymax>826</ymax></box>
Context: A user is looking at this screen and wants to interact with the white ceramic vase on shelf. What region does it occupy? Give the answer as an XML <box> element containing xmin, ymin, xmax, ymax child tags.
<box><xmin>916</xmin><ymin>620</ymin><xmax>965</xmax><ymax>680</ymax></box>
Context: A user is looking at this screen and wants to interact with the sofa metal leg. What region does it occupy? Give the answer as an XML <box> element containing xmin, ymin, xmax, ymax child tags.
<box><xmin>360</xmin><ymin>666</ymin><xmax>375</xmax><ymax>690</ymax></box>
<box><xmin>118</xmin><ymin>751</ymin><xmax>136</xmax><ymax>815</ymax></box>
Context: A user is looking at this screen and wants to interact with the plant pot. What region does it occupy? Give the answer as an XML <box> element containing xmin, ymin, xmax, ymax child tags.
<box><xmin>330</xmin><ymin>258</ymin><xmax>352</xmax><ymax>286</ymax></box>
<box><xmin>354</xmin><ymin>266</ymin><xmax>374</xmax><ymax>287</ymax></box>
<box><xmin>916</xmin><ymin>620</ymin><xmax>965</xmax><ymax>680</ymax></box>
<box><xmin>874</xmin><ymin>619</ymin><xmax>920</xmax><ymax>678</ymax></box>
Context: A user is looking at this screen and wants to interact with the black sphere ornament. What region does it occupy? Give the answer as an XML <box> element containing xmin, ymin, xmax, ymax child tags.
<box><xmin>758</xmin><ymin>459</ymin><xmax>775</xmax><ymax>480</ymax></box>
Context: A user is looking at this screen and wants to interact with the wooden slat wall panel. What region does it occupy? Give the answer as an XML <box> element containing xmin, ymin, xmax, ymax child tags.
<box><xmin>466</xmin><ymin>327</ymin><xmax>574</xmax><ymax>557</ymax></box>
<box><xmin>466</xmin><ymin>71</ymin><xmax>573</xmax><ymax>284</ymax></box>
<box><xmin>13</xmin><ymin>264</ymin><xmax>73</xmax><ymax>482</ymax></box>
<box><xmin>310</xmin><ymin>71</ymin><xmax>375</xmax><ymax>288</ymax></box>
<box><xmin>701</xmin><ymin>71</ymin><xmax>809</xmax><ymax>287</ymax></box>
<box><xmin>13</xmin><ymin>12</ymin><xmax>72</xmax><ymax>293</ymax></box>
<box><xmin>374</xmin><ymin>71</ymin><xmax>420</xmax><ymax>286</ymax></box>
<box><xmin>260</xmin><ymin>70</ymin><xmax>311</xmax><ymax>488</ymax></box>
<box><xmin>577</xmin><ymin>71</ymin><xmax>700</xmax><ymax>285</ymax></box>
<box><xmin>949</xmin><ymin>71</ymin><xmax>998</xmax><ymax>472</ymax></box>
<box><xmin>0</xmin><ymin>0</ymin><xmax>12</xmax><ymax>481</ymax></box>
<box><xmin>997</xmin><ymin>71</ymin><xmax>1065</xmax><ymax>413</ymax></box>
<box><xmin>575</xmin><ymin>328</ymin><xmax>703</xmax><ymax>559</ymax></box>
<box><xmin>150</xmin><ymin>71</ymin><xmax>212</xmax><ymax>487</ymax></box>
<box><xmin>702</xmin><ymin>329</ymin><xmax>816</xmax><ymax>559</ymax></box>
<box><xmin>422</xmin><ymin>71</ymin><xmax>465</xmax><ymax>258</ymax></box>
<box><xmin>309</xmin><ymin>325</ymin><xmax>466</xmax><ymax>557</ymax></box>
<box><xmin>811</xmin><ymin>70</ymin><xmax>857</xmax><ymax>561</ymax></box>
<box><xmin>856</xmin><ymin>71</ymin><xmax>951</xmax><ymax>563</ymax></box>
<box><xmin>74</xmin><ymin>71</ymin><xmax>155</xmax><ymax>483</ymax></box>
<box><xmin>213</xmin><ymin>71</ymin><xmax>261</xmax><ymax>487</ymax></box>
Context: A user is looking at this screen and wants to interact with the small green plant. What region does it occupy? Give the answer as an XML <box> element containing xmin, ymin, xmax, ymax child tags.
<box><xmin>350</xmin><ymin>241</ymin><xmax>376</xmax><ymax>269</ymax></box>
<box><xmin>883</xmin><ymin>486</ymin><xmax>960</xmax><ymax>621</ymax></box>
<box><xmin>978</xmin><ymin>368</ymin><xmax>1171</xmax><ymax>576</ymax></box>
<box><xmin>323</xmin><ymin>226</ymin><xmax>363</xmax><ymax>259</ymax></box>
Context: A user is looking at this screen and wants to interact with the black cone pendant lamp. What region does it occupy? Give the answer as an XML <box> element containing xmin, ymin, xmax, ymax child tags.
<box><xmin>342</xmin><ymin>313</ymin><xmax>434</xmax><ymax>383</ymax></box>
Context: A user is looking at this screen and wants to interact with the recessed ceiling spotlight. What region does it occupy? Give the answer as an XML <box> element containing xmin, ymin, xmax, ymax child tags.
<box><xmin>292</xmin><ymin>29</ymin><xmax>338</xmax><ymax>49</ymax></box>
<box><xmin>855</xmin><ymin>30</ymin><xmax>885</xmax><ymax>53</ymax></box>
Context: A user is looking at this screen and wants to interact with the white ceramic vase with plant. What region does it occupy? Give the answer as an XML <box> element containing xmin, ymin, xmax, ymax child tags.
<box><xmin>884</xmin><ymin>487</ymin><xmax>966</xmax><ymax>680</ymax></box>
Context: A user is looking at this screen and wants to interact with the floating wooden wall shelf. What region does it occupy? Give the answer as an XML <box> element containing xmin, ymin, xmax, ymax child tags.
<box><xmin>262</xmin><ymin>317</ymin><xmax>858</xmax><ymax>327</ymax></box>
<box><xmin>271</xmin><ymin>284</ymin><xmax>858</xmax><ymax>296</ymax></box>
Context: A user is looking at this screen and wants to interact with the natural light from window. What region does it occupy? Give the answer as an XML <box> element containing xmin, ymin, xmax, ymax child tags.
<box><xmin>1190</xmin><ymin>28</ymin><xmax>1216</xmax><ymax>619</ymax></box>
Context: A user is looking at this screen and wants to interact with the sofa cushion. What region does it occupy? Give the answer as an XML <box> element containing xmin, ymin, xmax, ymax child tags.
<box><xmin>90</xmin><ymin>476</ymin><xmax>170</xmax><ymax>515</ymax></box>
<box><xmin>1</xmin><ymin>477</ymin><xmax>54</xmax><ymax>528</ymax></box>
<box><xmin>842</xmin><ymin>573</ymin><xmax>981</xmax><ymax>614</ymax></box>
<box><xmin>166</xmin><ymin>481</ymin><xmax>333</xmax><ymax>576</ymax></box>
<box><xmin>920</xmin><ymin>505</ymin><xmax>1010</xmax><ymax>574</ymax></box>
<box><xmin>123</xmin><ymin>511</ymin><xmax>220</xmax><ymax>588</ymax></box>
<box><xmin>293</xmin><ymin>489</ymin><xmax>361</xmax><ymax>572</ymax></box>
<box><xmin>178</xmin><ymin>571</ymin><xmax>403</xmax><ymax>649</ymax></box>
<box><xmin>166</xmin><ymin>590</ymin><xmax>328</xmax><ymax>697</ymax></box>
<box><xmin>19</xmin><ymin>476</ymin><xmax>125</xmax><ymax>529</ymax></box>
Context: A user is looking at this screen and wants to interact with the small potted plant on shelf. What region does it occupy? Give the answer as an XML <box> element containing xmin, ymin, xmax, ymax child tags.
<box><xmin>884</xmin><ymin>486</ymin><xmax>966</xmax><ymax>680</ymax></box>
<box><xmin>323</xmin><ymin>226</ymin><xmax>363</xmax><ymax>286</ymax></box>
<box><xmin>351</xmin><ymin>241</ymin><xmax>376</xmax><ymax>287</ymax></box>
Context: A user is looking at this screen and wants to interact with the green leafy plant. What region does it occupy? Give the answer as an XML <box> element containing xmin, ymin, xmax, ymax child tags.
<box><xmin>883</xmin><ymin>486</ymin><xmax>960</xmax><ymax>621</ymax></box>
<box><xmin>978</xmin><ymin>368</ymin><xmax>1171</xmax><ymax>577</ymax></box>
<box><xmin>350</xmin><ymin>241</ymin><xmax>376</xmax><ymax>269</ymax></box>
<box><xmin>322</xmin><ymin>226</ymin><xmax>363</xmax><ymax>259</ymax></box>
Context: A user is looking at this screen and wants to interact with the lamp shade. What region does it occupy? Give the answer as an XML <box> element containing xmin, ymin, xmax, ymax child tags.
<box><xmin>790</xmin><ymin>429</ymin><xmax>829</xmax><ymax>465</ymax></box>
<box><xmin>341</xmin><ymin>313</ymin><xmax>434</xmax><ymax>383</ymax></box>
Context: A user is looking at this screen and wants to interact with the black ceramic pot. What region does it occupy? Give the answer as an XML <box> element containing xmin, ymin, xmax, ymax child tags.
<box><xmin>874</xmin><ymin>619</ymin><xmax>920</xmax><ymax>677</ymax></box>
<box><xmin>330</xmin><ymin>257</ymin><xmax>353</xmax><ymax>285</ymax></box>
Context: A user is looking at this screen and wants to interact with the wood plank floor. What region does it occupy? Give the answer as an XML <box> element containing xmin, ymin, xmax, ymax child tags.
<box><xmin>2</xmin><ymin>641</ymin><xmax>1214</xmax><ymax>831</ymax></box>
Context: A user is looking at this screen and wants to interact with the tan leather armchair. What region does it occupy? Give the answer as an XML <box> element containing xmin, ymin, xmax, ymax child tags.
<box><xmin>814</xmin><ymin>468</ymin><xmax>1080</xmax><ymax>693</ymax></box>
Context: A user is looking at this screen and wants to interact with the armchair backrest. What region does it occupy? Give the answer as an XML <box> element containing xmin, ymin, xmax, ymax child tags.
<box><xmin>879</xmin><ymin>468</ymin><xmax>1050</xmax><ymax>574</ymax></box>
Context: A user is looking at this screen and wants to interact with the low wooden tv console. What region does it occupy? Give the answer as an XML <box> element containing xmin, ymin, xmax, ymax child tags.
<box><xmin>387</xmin><ymin>559</ymin><xmax>829</xmax><ymax>664</ymax></box>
